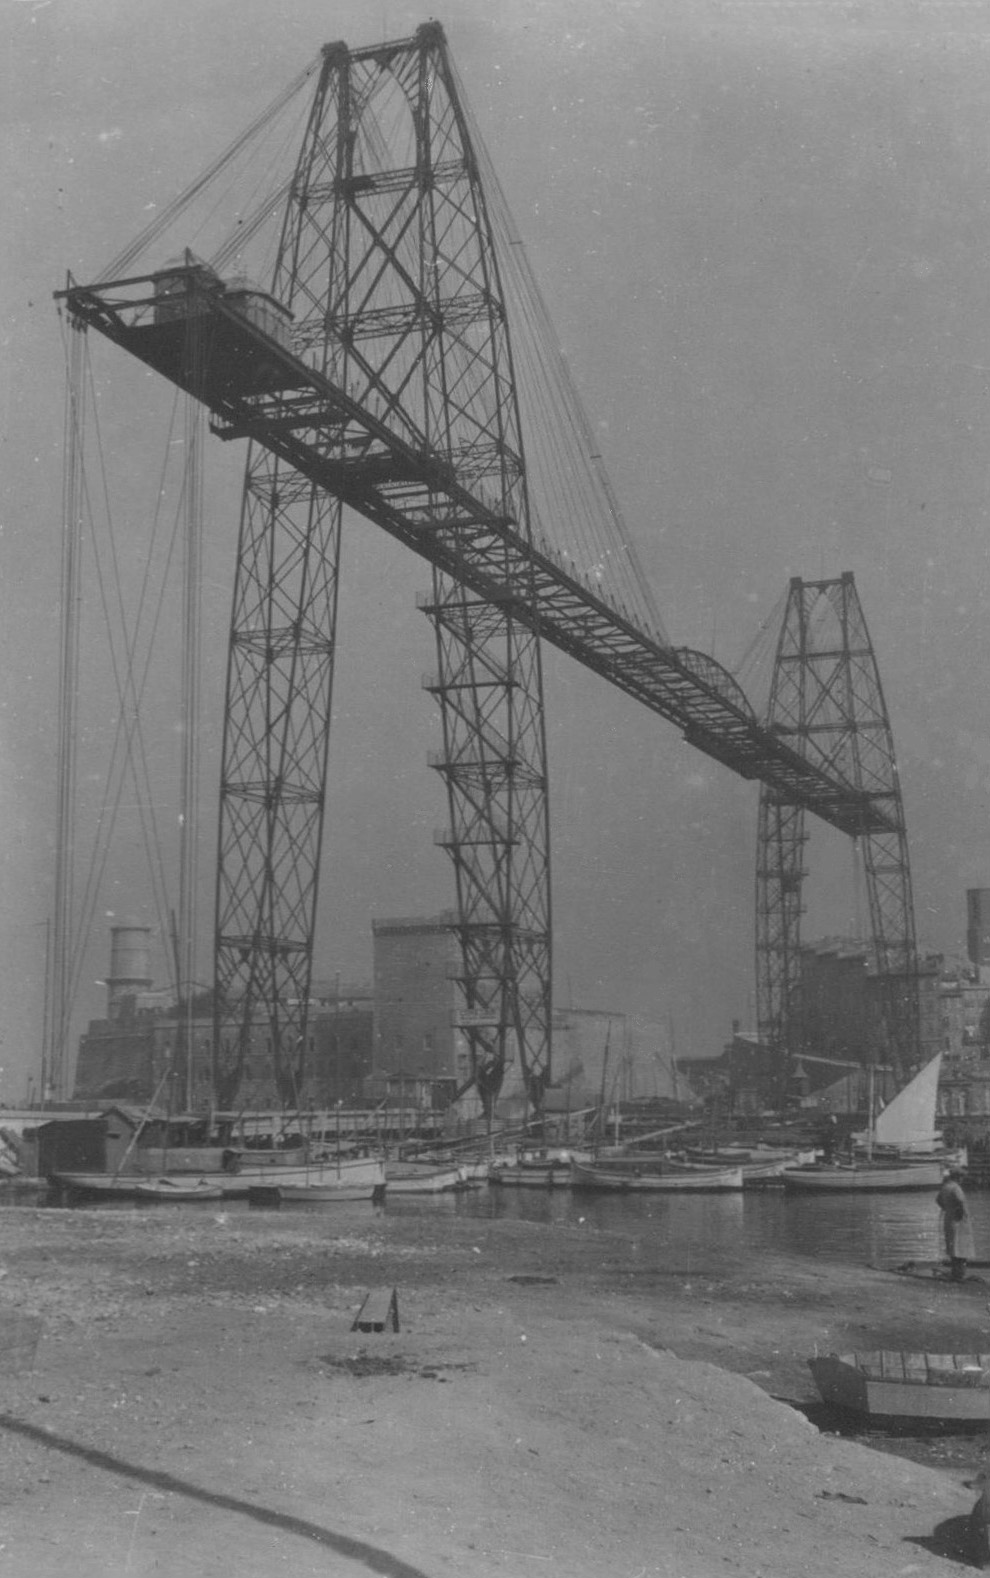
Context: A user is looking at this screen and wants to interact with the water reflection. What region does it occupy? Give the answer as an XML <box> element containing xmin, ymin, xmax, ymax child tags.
<box><xmin>399</xmin><ymin>1181</ymin><xmax>968</xmax><ymax>1272</ymax></box>
<box><xmin>8</xmin><ymin>1178</ymin><xmax>975</xmax><ymax>1273</ymax></box>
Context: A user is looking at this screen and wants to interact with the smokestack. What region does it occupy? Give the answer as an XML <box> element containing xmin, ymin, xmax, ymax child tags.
<box><xmin>107</xmin><ymin>923</ymin><xmax>153</xmax><ymax>1020</ymax></box>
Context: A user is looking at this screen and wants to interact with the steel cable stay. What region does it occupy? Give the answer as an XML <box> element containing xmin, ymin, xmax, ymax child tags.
<box><xmin>60</xmin><ymin>321</ymin><xmax>180</xmax><ymax>1013</ymax></box>
<box><xmin>54</xmin><ymin>311</ymin><xmax>193</xmax><ymax>1057</ymax></box>
<box><xmin>100</xmin><ymin>57</ymin><xmax>321</xmax><ymax>285</ymax></box>
<box><xmin>458</xmin><ymin>80</ymin><xmax>668</xmax><ymax>644</ymax></box>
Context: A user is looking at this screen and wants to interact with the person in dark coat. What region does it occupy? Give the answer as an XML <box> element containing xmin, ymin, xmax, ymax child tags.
<box><xmin>936</xmin><ymin>1168</ymin><xmax>976</xmax><ymax>1282</ymax></box>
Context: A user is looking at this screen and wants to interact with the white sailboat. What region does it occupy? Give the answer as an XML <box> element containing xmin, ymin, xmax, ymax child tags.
<box><xmin>783</xmin><ymin>1053</ymin><xmax>953</xmax><ymax>1192</ymax></box>
<box><xmin>871</xmin><ymin>1051</ymin><xmax>946</xmax><ymax>1156</ymax></box>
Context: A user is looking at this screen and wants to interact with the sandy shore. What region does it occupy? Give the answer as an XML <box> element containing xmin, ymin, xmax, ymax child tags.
<box><xmin>0</xmin><ymin>1198</ymin><xmax>988</xmax><ymax>1576</ymax></box>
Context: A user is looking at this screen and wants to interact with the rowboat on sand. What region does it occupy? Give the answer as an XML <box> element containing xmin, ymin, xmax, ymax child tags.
<box><xmin>809</xmin><ymin>1350</ymin><xmax>990</xmax><ymax>1422</ymax></box>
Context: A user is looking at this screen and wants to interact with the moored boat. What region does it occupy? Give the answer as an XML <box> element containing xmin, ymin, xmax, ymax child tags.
<box><xmin>782</xmin><ymin>1158</ymin><xmax>944</xmax><ymax>1192</ymax></box>
<box><xmin>386</xmin><ymin>1164</ymin><xmax>467</xmax><ymax>1194</ymax></box>
<box><xmin>809</xmin><ymin>1350</ymin><xmax>990</xmax><ymax>1421</ymax></box>
<box><xmin>51</xmin><ymin>1172</ymin><xmax>144</xmax><ymax>1200</ymax></box>
<box><xmin>786</xmin><ymin>1053</ymin><xmax>954</xmax><ymax>1192</ymax></box>
<box><xmin>217</xmin><ymin>1152</ymin><xmax>385</xmax><ymax>1198</ymax></box>
<box><xmin>249</xmin><ymin>1177</ymin><xmax>386</xmax><ymax>1205</ymax></box>
<box><xmin>570</xmin><ymin>1158</ymin><xmax>743</xmax><ymax>1192</ymax></box>
<box><xmin>488</xmin><ymin>1159</ymin><xmax>572</xmax><ymax>1188</ymax></box>
<box><xmin>133</xmin><ymin>1175</ymin><xmax>224</xmax><ymax>1201</ymax></box>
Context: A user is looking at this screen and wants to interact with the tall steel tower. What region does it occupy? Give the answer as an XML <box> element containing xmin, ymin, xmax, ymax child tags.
<box><xmin>211</xmin><ymin>25</ymin><xmax>551</xmax><ymax>1111</ymax></box>
<box><xmin>756</xmin><ymin>574</ymin><xmax>919</xmax><ymax>1088</ymax></box>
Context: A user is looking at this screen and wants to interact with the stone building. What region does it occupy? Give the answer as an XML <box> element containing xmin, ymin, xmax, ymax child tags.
<box><xmin>370</xmin><ymin>913</ymin><xmax>469</xmax><ymax>1104</ymax></box>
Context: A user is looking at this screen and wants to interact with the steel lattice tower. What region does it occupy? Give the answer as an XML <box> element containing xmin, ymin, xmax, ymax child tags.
<box><xmin>756</xmin><ymin>573</ymin><xmax>919</xmax><ymax>1088</ymax></box>
<box><xmin>212</xmin><ymin>24</ymin><xmax>551</xmax><ymax>1110</ymax></box>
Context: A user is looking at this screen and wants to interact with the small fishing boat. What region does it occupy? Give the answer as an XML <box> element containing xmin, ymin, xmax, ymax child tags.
<box><xmin>50</xmin><ymin>1172</ymin><xmax>143</xmax><ymax>1200</ymax></box>
<box><xmin>249</xmin><ymin>1177</ymin><xmax>386</xmax><ymax>1206</ymax></box>
<box><xmin>217</xmin><ymin>1152</ymin><xmax>385</xmax><ymax>1198</ymax></box>
<box><xmin>570</xmin><ymin>1158</ymin><xmax>743</xmax><ymax>1192</ymax></box>
<box><xmin>739</xmin><ymin>1148</ymin><xmax>818</xmax><ymax>1185</ymax></box>
<box><xmin>809</xmin><ymin>1350</ymin><xmax>990</xmax><ymax>1422</ymax></box>
<box><xmin>133</xmin><ymin>1176</ymin><xmax>224</xmax><ymax>1202</ymax></box>
<box><xmin>488</xmin><ymin>1157</ymin><xmax>573</xmax><ymax>1188</ymax></box>
<box><xmin>386</xmin><ymin>1165</ymin><xmax>467</xmax><ymax>1194</ymax></box>
<box><xmin>784</xmin><ymin>1054</ymin><xmax>953</xmax><ymax>1192</ymax></box>
<box><xmin>781</xmin><ymin>1158</ymin><xmax>944</xmax><ymax>1192</ymax></box>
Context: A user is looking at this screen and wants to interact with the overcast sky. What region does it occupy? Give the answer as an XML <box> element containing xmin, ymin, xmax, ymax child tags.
<box><xmin>4</xmin><ymin>0</ymin><xmax>990</xmax><ymax>1103</ymax></box>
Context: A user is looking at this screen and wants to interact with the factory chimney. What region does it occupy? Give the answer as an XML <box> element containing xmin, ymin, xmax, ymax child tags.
<box><xmin>106</xmin><ymin>923</ymin><xmax>153</xmax><ymax>1020</ymax></box>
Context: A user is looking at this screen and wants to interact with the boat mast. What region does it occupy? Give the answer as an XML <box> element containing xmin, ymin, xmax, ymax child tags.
<box><xmin>178</xmin><ymin>319</ymin><xmax>205</xmax><ymax>1113</ymax></box>
<box><xmin>51</xmin><ymin>316</ymin><xmax>86</xmax><ymax>1103</ymax></box>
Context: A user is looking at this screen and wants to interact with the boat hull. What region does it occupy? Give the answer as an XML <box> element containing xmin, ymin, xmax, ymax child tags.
<box><xmin>488</xmin><ymin>1164</ymin><xmax>572</xmax><ymax>1188</ymax></box>
<box><xmin>809</xmin><ymin>1351</ymin><xmax>990</xmax><ymax>1421</ymax></box>
<box><xmin>133</xmin><ymin>1177</ymin><xmax>224</xmax><ymax>1202</ymax></box>
<box><xmin>386</xmin><ymin>1167</ymin><xmax>467</xmax><ymax>1194</ymax></box>
<box><xmin>218</xmin><ymin>1155</ymin><xmax>385</xmax><ymax>1198</ymax></box>
<box><xmin>51</xmin><ymin>1173</ymin><xmax>144</xmax><ymax>1200</ymax></box>
<box><xmin>782</xmin><ymin>1161</ymin><xmax>944</xmax><ymax>1192</ymax></box>
<box><xmin>571</xmin><ymin>1160</ymin><xmax>743</xmax><ymax>1192</ymax></box>
<box><xmin>249</xmin><ymin>1181</ymin><xmax>385</xmax><ymax>1205</ymax></box>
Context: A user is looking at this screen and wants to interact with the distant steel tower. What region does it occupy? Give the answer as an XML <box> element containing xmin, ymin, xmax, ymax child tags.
<box><xmin>756</xmin><ymin>574</ymin><xmax>919</xmax><ymax>1089</ymax></box>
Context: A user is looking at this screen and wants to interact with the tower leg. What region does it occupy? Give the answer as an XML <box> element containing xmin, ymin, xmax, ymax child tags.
<box><xmin>756</xmin><ymin>574</ymin><xmax>918</xmax><ymax>1091</ymax></box>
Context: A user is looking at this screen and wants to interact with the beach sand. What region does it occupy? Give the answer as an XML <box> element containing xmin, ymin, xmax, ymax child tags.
<box><xmin>0</xmin><ymin>1199</ymin><xmax>987</xmax><ymax>1576</ymax></box>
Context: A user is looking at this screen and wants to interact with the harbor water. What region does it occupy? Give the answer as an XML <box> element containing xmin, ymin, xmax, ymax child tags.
<box><xmin>16</xmin><ymin>1177</ymin><xmax>990</xmax><ymax>1277</ymax></box>
<box><xmin>407</xmin><ymin>1180</ymin><xmax>990</xmax><ymax>1274</ymax></box>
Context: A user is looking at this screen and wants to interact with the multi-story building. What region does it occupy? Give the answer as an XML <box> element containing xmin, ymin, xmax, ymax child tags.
<box><xmin>370</xmin><ymin>913</ymin><xmax>476</xmax><ymax>1109</ymax></box>
<box><xmin>795</xmin><ymin>937</ymin><xmax>942</xmax><ymax>1076</ymax></box>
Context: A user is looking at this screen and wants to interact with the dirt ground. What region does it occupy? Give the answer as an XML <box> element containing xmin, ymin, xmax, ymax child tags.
<box><xmin>1</xmin><ymin>1198</ymin><xmax>989</xmax><ymax>1577</ymax></box>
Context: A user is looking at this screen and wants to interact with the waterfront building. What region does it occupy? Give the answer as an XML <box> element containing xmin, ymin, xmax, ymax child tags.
<box><xmin>71</xmin><ymin>917</ymin><xmax>696</xmax><ymax>1124</ymax></box>
<box><xmin>370</xmin><ymin>912</ymin><xmax>476</xmax><ymax>1111</ymax></box>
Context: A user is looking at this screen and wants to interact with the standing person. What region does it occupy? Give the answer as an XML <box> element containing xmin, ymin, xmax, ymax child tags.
<box><xmin>936</xmin><ymin>1168</ymin><xmax>975</xmax><ymax>1282</ymax></box>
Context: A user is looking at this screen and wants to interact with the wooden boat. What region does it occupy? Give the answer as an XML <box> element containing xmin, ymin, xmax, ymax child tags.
<box><xmin>488</xmin><ymin>1159</ymin><xmax>572</xmax><ymax>1188</ymax></box>
<box><xmin>809</xmin><ymin>1350</ymin><xmax>990</xmax><ymax>1421</ymax></box>
<box><xmin>386</xmin><ymin>1165</ymin><xmax>467</xmax><ymax>1194</ymax></box>
<box><xmin>869</xmin><ymin>1052</ymin><xmax>946</xmax><ymax>1155</ymax></box>
<box><xmin>786</xmin><ymin>1054</ymin><xmax>952</xmax><ymax>1192</ymax></box>
<box><xmin>133</xmin><ymin>1175</ymin><xmax>224</xmax><ymax>1202</ymax></box>
<box><xmin>51</xmin><ymin>1172</ymin><xmax>144</xmax><ymax>1200</ymax></box>
<box><xmin>599</xmin><ymin>1144</ymin><xmax>815</xmax><ymax>1187</ymax></box>
<box><xmin>740</xmin><ymin>1148</ymin><xmax>818</xmax><ymax>1185</ymax></box>
<box><xmin>249</xmin><ymin>1178</ymin><xmax>386</xmax><ymax>1206</ymax></box>
<box><xmin>570</xmin><ymin>1158</ymin><xmax>743</xmax><ymax>1192</ymax></box>
<box><xmin>216</xmin><ymin>1153</ymin><xmax>385</xmax><ymax>1198</ymax></box>
<box><xmin>782</xmin><ymin>1158</ymin><xmax>944</xmax><ymax>1192</ymax></box>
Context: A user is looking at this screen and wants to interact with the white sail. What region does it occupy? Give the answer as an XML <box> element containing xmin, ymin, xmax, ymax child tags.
<box><xmin>873</xmin><ymin>1052</ymin><xmax>943</xmax><ymax>1152</ymax></box>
